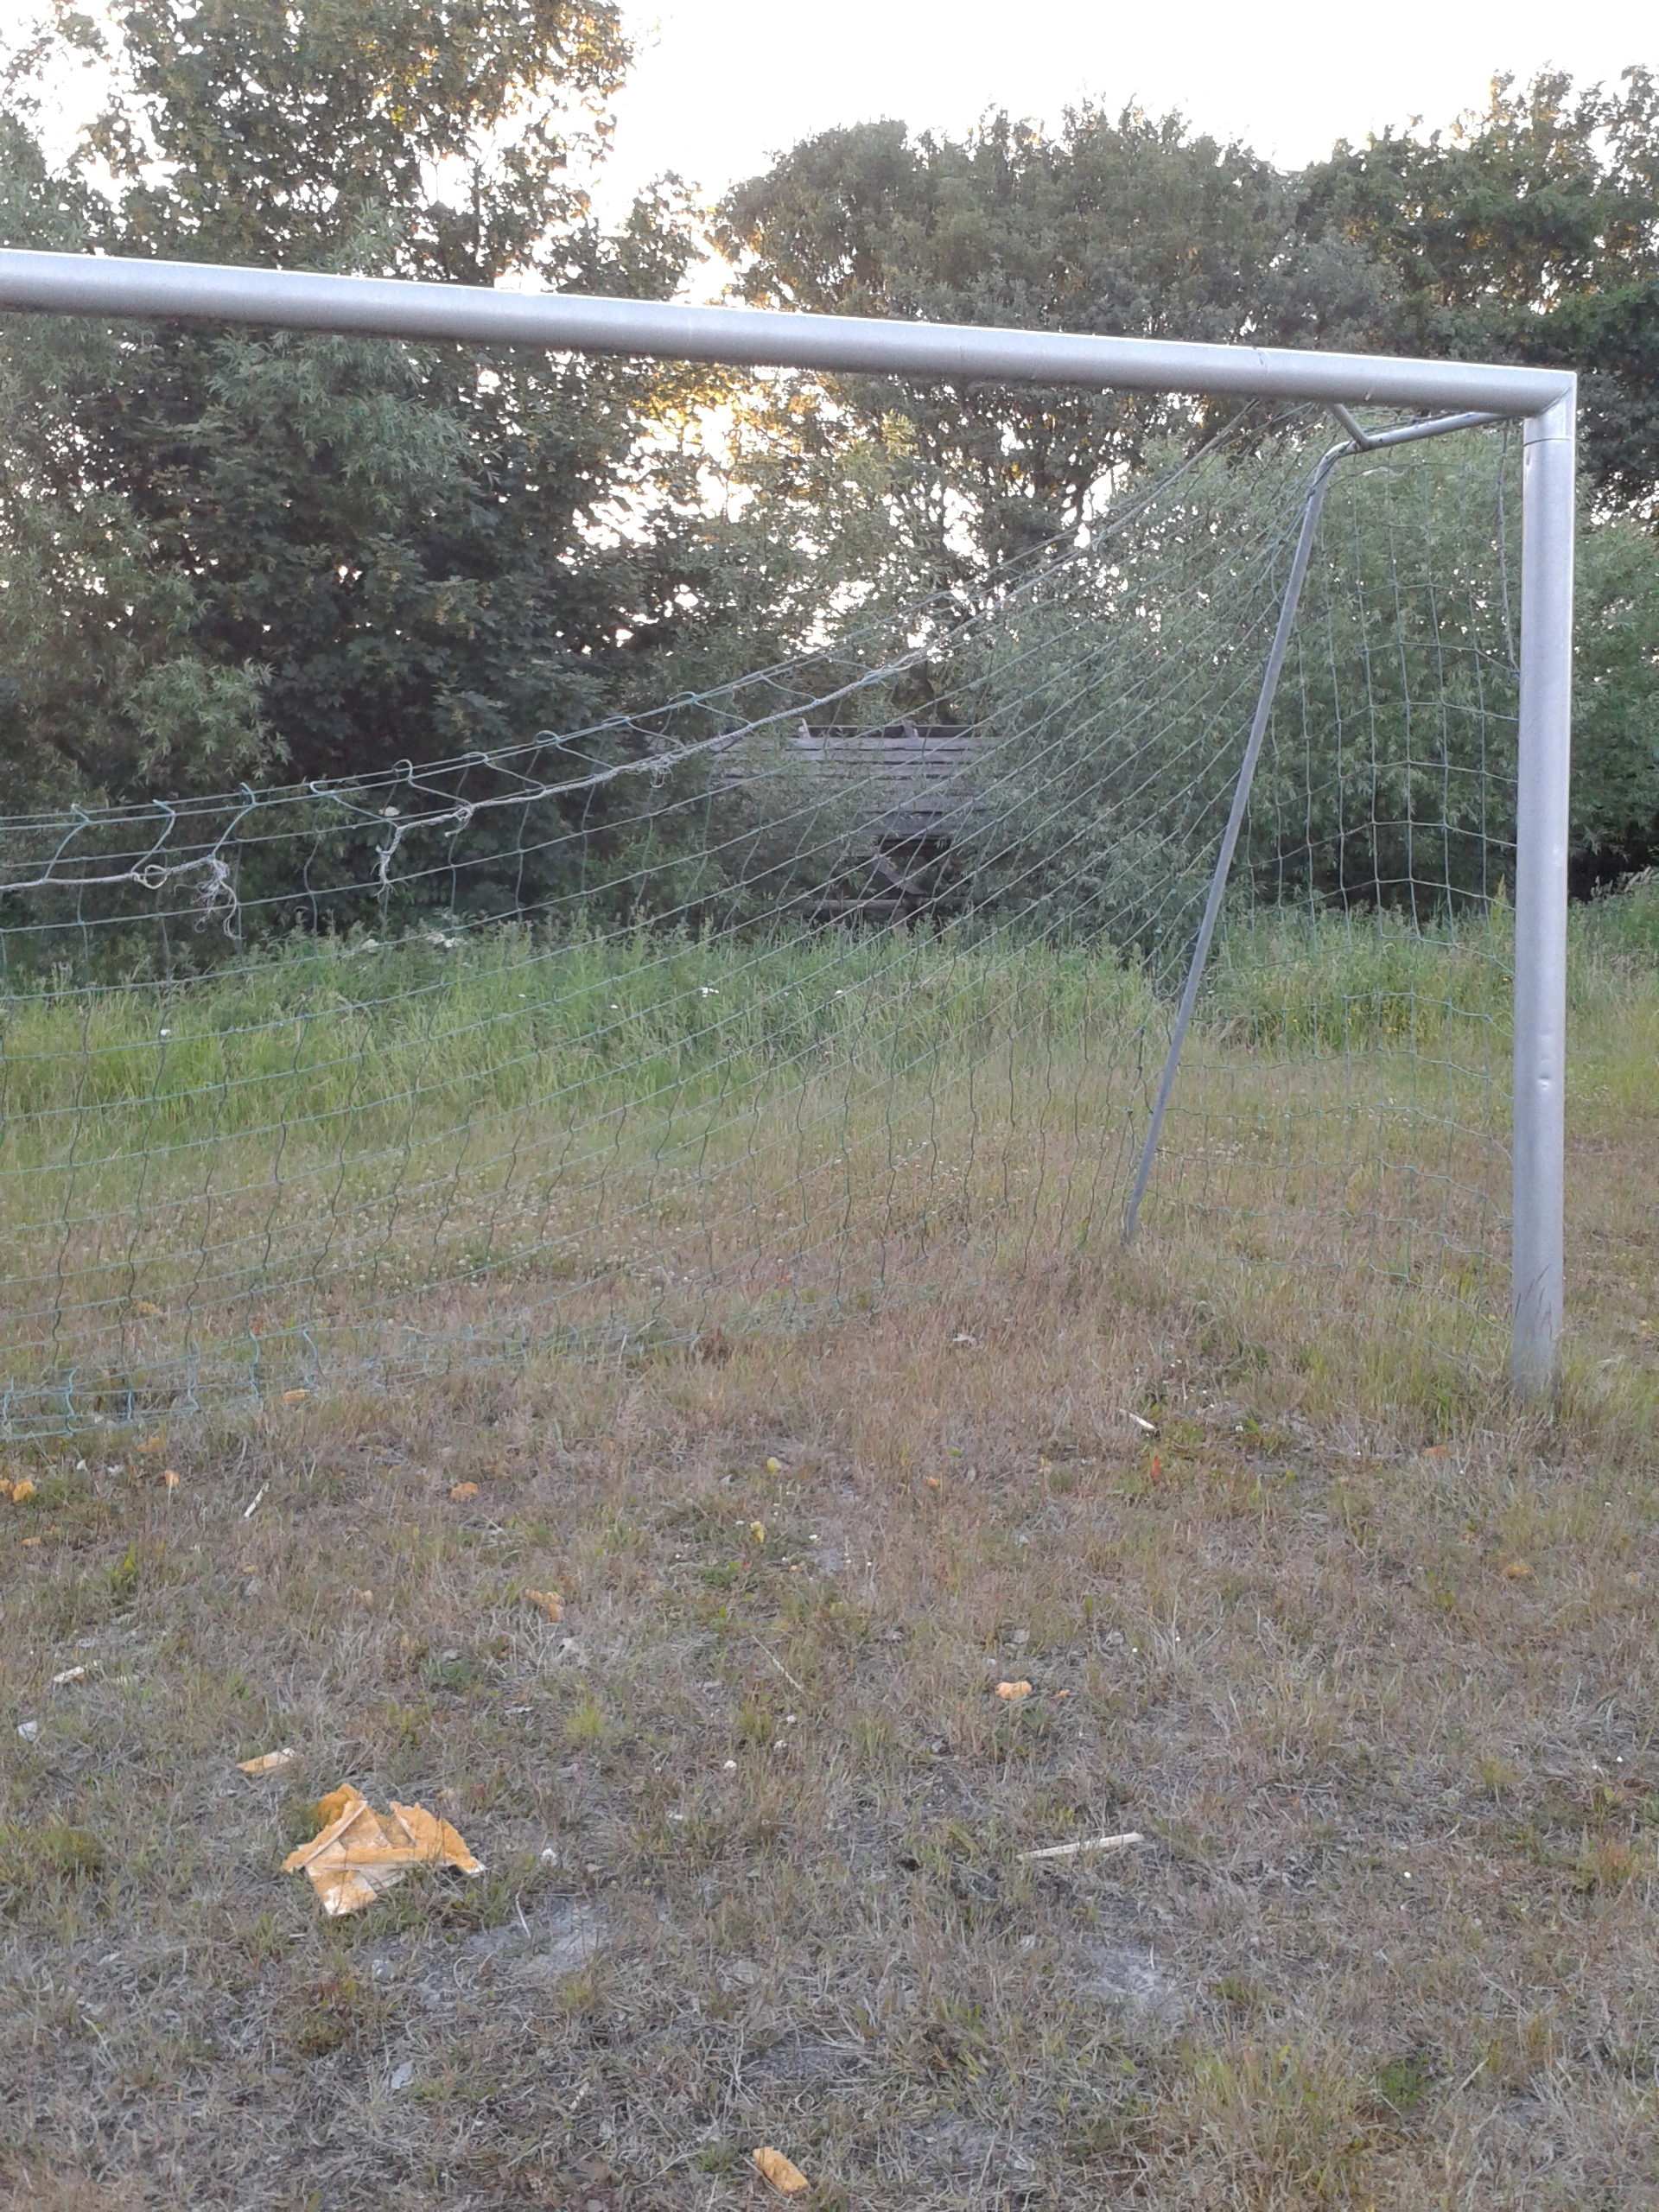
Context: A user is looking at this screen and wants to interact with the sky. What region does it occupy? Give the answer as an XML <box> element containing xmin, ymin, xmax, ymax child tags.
<box><xmin>594</xmin><ymin>0</ymin><xmax>1656</xmax><ymax>227</ymax></box>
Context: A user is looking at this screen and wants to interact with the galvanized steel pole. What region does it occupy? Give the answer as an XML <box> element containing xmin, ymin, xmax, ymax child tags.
<box><xmin>1122</xmin><ymin>445</ymin><xmax>1345</xmax><ymax>1248</ymax></box>
<box><xmin>0</xmin><ymin>249</ymin><xmax>1575</xmax><ymax>416</ymax></box>
<box><xmin>1511</xmin><ymin>391</ymin><xmax>1576</xmax><ymax>1397</ymax></box>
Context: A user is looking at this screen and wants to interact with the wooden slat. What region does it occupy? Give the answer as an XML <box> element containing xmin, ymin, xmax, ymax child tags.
<box><xmin>709</xmin><ymin>723</ymin><xmax>981</xmax><ymax>841</ymax></box>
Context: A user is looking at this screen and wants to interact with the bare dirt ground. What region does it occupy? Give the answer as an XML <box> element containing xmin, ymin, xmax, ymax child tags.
<box><xmin>3</xmin><ymin>1097</ymin><xmax>1656</xmax><ymax>2210</ymax></box>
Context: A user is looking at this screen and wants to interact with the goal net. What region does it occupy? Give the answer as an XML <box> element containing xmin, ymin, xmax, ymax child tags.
<box><xmin>0</xmin><ymin>405</ymin><xmax>1521</xmax><ymax>1429</ymax></box>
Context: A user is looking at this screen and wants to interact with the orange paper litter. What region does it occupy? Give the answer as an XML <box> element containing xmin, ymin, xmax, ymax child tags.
<box><xmin>238</xmin><ymin>1746</ymin><xmax>296</xmax><ymax>1775</ymax></box>
<box><xmin>752</xmin><ymin>2145</ymin><xmax>809</xmax><ymax>2195</ymax></box>
<box><xmin>283</xmin><ymin>1783</ymin><xmax>484</xmax><ymax>1916</ymax></box>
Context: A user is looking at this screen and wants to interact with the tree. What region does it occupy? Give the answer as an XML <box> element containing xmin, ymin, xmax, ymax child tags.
<box><xmin>0</xmin><ymin>101</ymin><xmax>276</xmax><ymax>812</ymax></box>
<box><xmin>3</xmin><ymin>30</ymin><xmax>1654</xmax><ymax>905</ymax></box>
<box><xmin>1296</xmin><ymin>68</ymin><xmax>1659</xmax><ymax>518</ymax></box>
<box><xmin>1570</xmin><ymin>510</ymin><xmax>1659</xmax><ymax>880</ymax></box>
<box><xmin>717</xmin><ymin>87</ymin><xmax>1658</xmax><ymax>895</ymax></box>
<box><xmin>78</xmin><ymin>0</ymin><xmax>629</xmax><ymax>279</ymax></box>
<box><xmin>1291</xmin><ymin>69</ymin><xmax>1659</xmax><ymax>880</ymax></box>
<box><xmin>715</xmin><ymin>108</ymin><xmax>1390</xmax><ymax>579</ymax></box>
<box><xmin>0</xmin><ymin>1</ymin><xmax>716</xmax><ymax>853</ymax></box>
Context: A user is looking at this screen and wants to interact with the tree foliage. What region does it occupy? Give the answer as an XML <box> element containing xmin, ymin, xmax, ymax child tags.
<box><xmin>0</xmin><ymin>105</ymin><xmax>277</xmax><ymax>810</ymax></box>
<box><xmin>716</xmin><ymin>108</ymin><xmax>1388</xmax><ymax>569</ymax></box>
<box><xmin>81</xmin><ymin>0</ymin><xmax>630</xmax><ymax>277</ymax></box>
<box><xmin>0</xmin><ymin>22</ymin><xmax>1654</xmax><ymax>897</ymax></box>
<box><xmin>1298</xmin><ymin>69</ymin><xmax>1659</xmax><ymax>518</ymax></box>
<box><xmin>715</xmin><ymin>85</ymin><xmax>1658</xmax><ymax>880</ymax></box>
<box><xmin>0</xmin><ymin>0</ymin><xmax>713</xmax><ymax>829</ymax></box>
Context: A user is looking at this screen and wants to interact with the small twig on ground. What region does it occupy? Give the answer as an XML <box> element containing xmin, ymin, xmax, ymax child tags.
<box><xmin>1017</xmin><ymin>1830</ymin><xmax>1147</xmax><ymax>1863</ymax></box>
<box><xmin>750</xmin><ymin>1636</ymin><xmax>805</xmax><ymax>1694</ymax></box>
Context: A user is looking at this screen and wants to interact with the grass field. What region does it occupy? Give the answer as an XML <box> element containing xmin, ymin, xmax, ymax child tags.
<box><xmin>0</xmin><ymin>893</ymin><xmax>1604</xmax><ymax>1421</ymax></box>
<box><xmin>1</xmin><ymin>882</ymin><xmax>1656</xmax><ymax>2209</ymax></box>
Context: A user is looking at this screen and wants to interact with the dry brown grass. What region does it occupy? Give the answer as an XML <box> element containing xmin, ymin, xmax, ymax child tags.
<box><xmin>1</xmin><ymin>994</ymin><xmax>1655</xmax><ymax>2210</ymax></box>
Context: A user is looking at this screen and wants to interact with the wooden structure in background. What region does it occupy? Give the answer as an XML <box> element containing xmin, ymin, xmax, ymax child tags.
<box><xmin>717</xmin><ymin>721</ymin><xmax>982</xmax><ymax>921</ymax></box>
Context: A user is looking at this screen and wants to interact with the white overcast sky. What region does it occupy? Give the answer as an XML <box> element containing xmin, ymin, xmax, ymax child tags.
<box><xmin>595</xmin><ymin>0</ymin><xmax>1656</xmax><ymax>227</ymax></box>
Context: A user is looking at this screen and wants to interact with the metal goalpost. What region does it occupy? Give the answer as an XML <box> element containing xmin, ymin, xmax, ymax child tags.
<box><xmin>0</xmin><ymin>247</ymin><xmax>1576</xmax><ymax>1396</ymax></box>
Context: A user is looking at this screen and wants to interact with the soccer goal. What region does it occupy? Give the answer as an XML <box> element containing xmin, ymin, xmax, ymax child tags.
<box><xmin>0</xmin><ymin>251</ymin><xmax>1574</xmax><ymax>1428</ymax></box>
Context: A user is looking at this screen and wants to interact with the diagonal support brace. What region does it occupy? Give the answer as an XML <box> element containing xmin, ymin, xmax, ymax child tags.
<box><xmin>1122</xmin><ymin>444</ymin><xmax>1345</xmax><ymax>1247</ymax></box>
